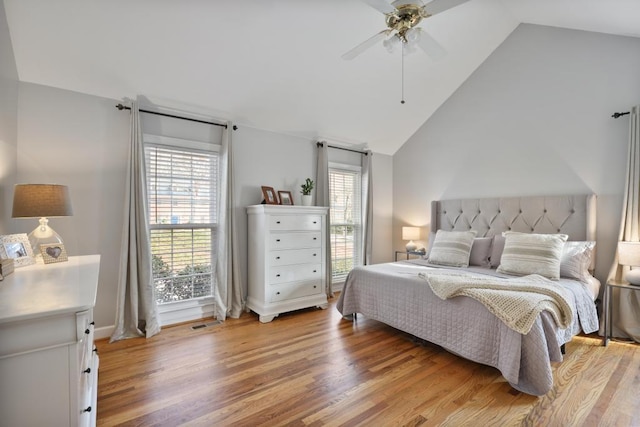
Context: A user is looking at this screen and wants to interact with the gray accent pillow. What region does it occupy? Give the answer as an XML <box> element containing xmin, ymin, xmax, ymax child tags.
<box><xmin>490</xmin><ymin>234</ymin><xmax>506</xmax><ymax>268</ymax></box>
<box><xmin>560</xmin><ymin>241</ymin><xmax>595</xmax><ymax>282</ymax></box>
<box><xmin>496</xmin><ymin>232</ymin><xmax>568</xmax><ymax>280</ymax></box>
<box><xmin>428</xmin><ymin>230</ymin><xmax>477</xmax><ymax>268</ymax></box>
<box><xmin>469</xmin><ymin>237</ymin><xmax>493</xmax><ymax>268</ymax></box>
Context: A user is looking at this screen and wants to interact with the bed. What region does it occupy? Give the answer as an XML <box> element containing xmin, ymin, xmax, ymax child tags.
<box><xmin>337</xmin><ymin>194</ymin><xmax>600</xmax><ymax>396</ymax></box>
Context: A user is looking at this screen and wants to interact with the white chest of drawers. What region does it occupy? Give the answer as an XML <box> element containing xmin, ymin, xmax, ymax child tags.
<box><xmin>247</xmin><ymin>205</ymin><xmax>329</xmax><ymax>322</ymax></box>
<box><xmin>0</xmin><ymin>255</ymin><xmax>100</xmax><ymax>427</ymax></box>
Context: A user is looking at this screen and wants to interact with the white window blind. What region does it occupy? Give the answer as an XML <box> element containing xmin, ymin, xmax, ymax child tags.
<box><xmin>329</xmin><ymin>164</ymin><xmax>362</xmax><ymax>283</ymax></box>
<box><xmin>145</xmin><ymin>136</ymin><xmax>219</xmax><ymax>304</ymax></box>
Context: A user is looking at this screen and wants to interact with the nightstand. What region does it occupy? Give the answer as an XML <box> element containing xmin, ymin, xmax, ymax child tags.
<box><xmin>395</xmin><ymin>250</ymin><xmax>426</xmax><ymax>261</ymax></box>
<box><xmin>603</xmin><ymin>280</ymin><xmax>640</xmax><ymax>346</ymax></box>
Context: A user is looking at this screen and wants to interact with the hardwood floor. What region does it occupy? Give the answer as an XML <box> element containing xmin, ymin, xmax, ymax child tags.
<box><xmin>96</xmin><ymin>298</ymin><xmax>640</xmax><ymax>426</ymax></box>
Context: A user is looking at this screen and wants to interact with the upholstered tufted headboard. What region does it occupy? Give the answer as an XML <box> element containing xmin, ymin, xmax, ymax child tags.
<box><xmin>431</xmin><ymin>194</ymin><xmax>597</xmax><ymax>242</ymax></box>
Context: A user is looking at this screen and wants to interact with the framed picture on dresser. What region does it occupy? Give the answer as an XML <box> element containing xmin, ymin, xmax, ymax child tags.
<box><xmin>40</xmin><ymin>243</ymin><xmax>69</xmax><ymax>264</ymax></box>
<box><xmin>0</xmin><ymin>233</ymin><xmax>35</xmax><ymax>267</ymax></box>
<box><xmin>261</xmin><ymin>186</ymin><xmax>279</xmax><ymax>205</ymax></box>
<box><xmin>278</xmin><ymin>190</ymin><xmax>293</xmax><ymax>205</ymax></box>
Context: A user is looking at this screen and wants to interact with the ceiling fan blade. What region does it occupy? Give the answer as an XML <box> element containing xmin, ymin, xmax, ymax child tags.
<box><xmin>423</xmin><ymin>0</ymin><xmax>470</xmax><ymax>16</ymax></box>
<box><xmin>414</xmin><ymin>28</ymin><xmax>446</xmax><ymax>60</ymax></box>
<box><xmin>360</xmin><ymin>0</ymin><xmax>396</xmax><ymax>15</ymax></box>
<box><xmin>342</xmin><ymin>29</ymin><xmax>392</xmax><ymax>60</ymax></box>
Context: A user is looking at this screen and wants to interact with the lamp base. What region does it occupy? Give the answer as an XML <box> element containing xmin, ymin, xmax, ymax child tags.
<box><xmin>28</xmin><ymin>217</ymin><xmax>63</xmax><ymax>256</ymax></box>
<box><xmin>625</xmin><ymin>269</ymin><xmax>640</xmax><ymax>286</ymax></box>
<box><xmin>406</xmin><ymin>241</ymin><xmax>417</xmax><ymax>252</ymax></box>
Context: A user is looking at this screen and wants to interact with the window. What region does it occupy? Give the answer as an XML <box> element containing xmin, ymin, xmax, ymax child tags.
<box><xmin>329</xmin><ymin>163</ymin><xmax>362</xmax><ymax>283</ymax></box>
<box><xmin>145</xmin><ymin>135</ymin><xmax>219</xmax><ymax>305</ymax></box>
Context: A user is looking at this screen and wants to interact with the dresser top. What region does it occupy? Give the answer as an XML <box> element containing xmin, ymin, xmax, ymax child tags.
<box><xmin>247</xmin><ymin>205</ymin><xmax>329</xmax><ymax>214</ymax></box>
<box><xmin>0</xmin><ymin>255</ymin><xmax>101</xmax><ymax>324</ymax></box>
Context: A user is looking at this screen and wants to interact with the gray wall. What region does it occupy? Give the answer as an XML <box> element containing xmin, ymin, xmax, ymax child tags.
<box><xmin>393</xmin><ymin>24</ymin><xmax>640</xmax><ymax>283</ymax></box>
<box><xmin>11</xmin><ymin>83</ymin><xmax>393</xmax><ymax>333</ymax></box>
<box><xmin>14</xmin><ymin>83</ymin><xmax>129</xmax><ymax>330</ymax></box>
<box><xmin>0</xmin><ymin>1</ymin><xmax>18</xmax><ymax>234</ymax></box>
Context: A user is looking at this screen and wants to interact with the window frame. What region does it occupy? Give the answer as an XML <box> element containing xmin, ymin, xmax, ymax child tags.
<box><xmin>143</xmin><ymin>134</ymin><xmax>220</xmax><ymax>322</ymax></box>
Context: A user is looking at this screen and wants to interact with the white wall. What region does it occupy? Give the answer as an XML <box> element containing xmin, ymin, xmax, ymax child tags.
<box><xmin>393</xmin><ymin>24</ymin><xmax>640</xmax><ymax>283</ymax></box>
<box><xmin>0</xmin><ymin>1</ymin><xmax>18</xmax><ymax>234</ymax></box>
<box><xmin>11</xmin><ymin>84</ymin><xmax>394</xmax><ymax>331</ymax></box>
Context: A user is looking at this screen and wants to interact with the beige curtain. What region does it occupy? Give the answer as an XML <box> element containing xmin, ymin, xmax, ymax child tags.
<box><xmin>606</xmin><ymin>105</ymin><xmax>640</xmax><ymax>342</ymax></box>
<box><xmin>214</xmin><ymin>122</ymin><xmax>244</xmax><ymax>320</ymax></box>
<box><xmin>316</xmin><ymin>142</ymin><xmax>332</xmax><ymax>297</ymax></box>
<box><xmin>362</xmin><ymin>151</ymin><xmax>374</xmax><ymax>265</ymax></box>
<box><xmin>110</xmin><ymin>98</ymin><xmax>161</xmax><ymax>342</ymax></box>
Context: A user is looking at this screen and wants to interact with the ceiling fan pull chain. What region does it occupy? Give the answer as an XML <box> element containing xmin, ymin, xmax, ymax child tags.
<box><xmin>401</xmin><ymin>42</ymin><xmax>405</xmax><ymax>104</ymax></box>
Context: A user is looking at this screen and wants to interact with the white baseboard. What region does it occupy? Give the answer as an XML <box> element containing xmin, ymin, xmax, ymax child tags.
<box><xmin>94</xmin><ymin>325</ymin><xmax>115</xmax><ymax>341</ymax></box>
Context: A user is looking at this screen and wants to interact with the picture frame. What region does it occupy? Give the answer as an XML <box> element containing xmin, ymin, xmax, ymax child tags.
<box><xmin>0</xmin><ymin>233</ymin><xmax>35</xmax><ymax>267</ymax></box>
<box><xmin>278</xmin><ymin>190</ymin><xmax>294</xmax><ymax>206</ymax></box>
<box><xmin>40</xmin><ymin>243</ymin><xmax>69</xmax><ymax>264</ymax></box>
<box><xmin>261</xmin><ymin>186</ymin><xmax>279</xmax><ymax>205</ymax></box>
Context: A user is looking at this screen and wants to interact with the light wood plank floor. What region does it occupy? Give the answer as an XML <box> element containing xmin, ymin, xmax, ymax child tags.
<box><xmin>96</xmin><ymin>298</ymin><xmax>640</xmax><ymax>426</ymax></box>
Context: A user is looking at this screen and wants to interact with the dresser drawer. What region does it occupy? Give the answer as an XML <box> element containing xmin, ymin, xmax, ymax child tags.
<box><xmin>269</xmin><ymin>232</ymin><xmax>321</xmax><ymax>250</ymax></box>
<box><xmin>270</xmin><ymin>264</ymin><xmax>322</xmax><ymax>284</ymax></box>
<box><xmin>269</xmin><ymin>248</ymin><xmax>321</xmax><ymax>266</ymax></box>
<box><xmin>269</xmin><ymin>215</ymin><xmax>322</xmax><ymax>231</ymax></box>
<box><xmin>269</xmin><ymin>281</ymin><xmax>323</xmax><ymax>302</ymax></box>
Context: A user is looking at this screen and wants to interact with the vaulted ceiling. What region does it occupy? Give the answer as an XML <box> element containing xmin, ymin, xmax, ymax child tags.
<box><xmin>4</xmin><ymin>0</ymin><xmax>640</xmax><ymax>155</ymax></box>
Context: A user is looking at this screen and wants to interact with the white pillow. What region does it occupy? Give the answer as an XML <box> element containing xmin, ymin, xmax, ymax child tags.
<box><xmin>560</xmin><ymin>241</ymin><xmax>595</xmax><ymax>282</ymax></box>
<box><xmin>496</xmin><ymin>232</ymin><xmax>568</xmax><ymax>280</ymax></box>
<box><xmin>428</xmin><ymin>230</ymin><xmax>477</xmax><ymax>268</ymax></box>
<box><xmin>422</xmin><ymin>231</ymin><xmax>437</xmax><ymax>259</ymax></box>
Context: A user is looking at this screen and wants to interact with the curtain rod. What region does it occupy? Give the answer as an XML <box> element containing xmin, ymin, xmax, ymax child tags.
<box><xmin>316</xmin><ymin>141</ymin><xmax>369</xmax><ymax>155</ymax></box>
<box><xmin>115</xmin><ymin>103</ymin><xmax>237</xmax><ymax>130</ymax></box>
<box><xmin>612</xmin><ymin>111</ymin><xmax>630</xmax><ymax>119</ymax></box>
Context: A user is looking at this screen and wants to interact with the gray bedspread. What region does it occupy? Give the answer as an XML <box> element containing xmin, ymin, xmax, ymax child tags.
<box><xmin>336</xmin><ymin>260</ymin><xmax>599</xmax><ymax>396</ymax></box>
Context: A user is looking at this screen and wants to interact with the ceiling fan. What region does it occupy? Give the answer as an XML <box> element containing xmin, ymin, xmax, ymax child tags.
<box><xmin>342</xmin><ymin>0</ymin><xmax>470</xmax><ymax>61</ymax></box>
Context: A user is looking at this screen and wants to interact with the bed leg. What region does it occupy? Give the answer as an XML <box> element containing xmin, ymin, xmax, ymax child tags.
<box><xmin>561</xmin><ymin>344</ymin><xmax>566</xmax><ymax>355</ymax></box>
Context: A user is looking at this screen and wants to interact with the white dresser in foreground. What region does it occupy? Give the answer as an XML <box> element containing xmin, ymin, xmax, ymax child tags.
<box><xmin>247</xmin><ymin>205</ymin><xmax>329</xmax><ymax>322</ymax></box>
<box><xmin>0</xmin><ymin>255</ymin><xmax>101</xmax><ymax>427</ymax></box>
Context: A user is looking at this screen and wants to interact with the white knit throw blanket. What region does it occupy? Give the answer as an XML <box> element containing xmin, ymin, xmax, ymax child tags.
<box><xmin>419</xmin><ymin>272</ymin><xmax>574</xmax><ymax>334</ymax></box>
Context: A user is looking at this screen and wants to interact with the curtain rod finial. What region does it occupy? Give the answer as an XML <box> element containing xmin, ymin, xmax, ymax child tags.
<box><xmin>612</xmin><ymin>111</ymin><xmax>630</xmax><ymax>119</ymax></box>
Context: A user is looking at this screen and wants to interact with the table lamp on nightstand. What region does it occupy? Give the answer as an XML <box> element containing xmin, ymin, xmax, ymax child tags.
<box><xmin>617</xmin><ymin>241</ymin><xmax>640</xmax><ymax>285</ymax></box>
<box><xmin>402</xmin><ymin>226</ymin><xmax>420</xmax><ymax>252</ymax></box>
<box><xmin>12</xmin><ymin>184</ymin><xmax>73</xmax><ymax>255</ymax></box>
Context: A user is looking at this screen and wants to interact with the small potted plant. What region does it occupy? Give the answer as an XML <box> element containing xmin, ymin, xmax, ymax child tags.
<box><xmin>300</xmin><ymin>178</ymin><xmax>314</xmax><ymax>206</ymax></box>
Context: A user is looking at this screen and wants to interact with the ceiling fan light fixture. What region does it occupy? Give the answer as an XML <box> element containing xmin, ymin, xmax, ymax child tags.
<box><xmin>405</xmin><ymin>27</ymin><xmax>421</xmax><ymax>43</ymax></box>
<box><xmin>383</xmin><ymin>35</ymin><xmax>401</xmax><ymax>53</ymax></box>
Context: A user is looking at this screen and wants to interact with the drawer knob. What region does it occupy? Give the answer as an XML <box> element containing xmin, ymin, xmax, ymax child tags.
<box><xmin>276</xmin><ymin>256</ymin><xmax>280</xmax><ymax>260</ymax></box>
<box><xmin>93</xmin><ymin>346</ymin><xmax>99</xmax><ymax>354</ymax></box>
<box><xmin>313</xmin><ymin>253</ymin><xmax>317</xmax><ymax>256</ymax></box>
<box><xmin>313</xmin><ymin>221</ymin><xmax>317</xmax><ymax>224</ymax></box>
<box><xmin>276</xmin><ymin>221</ymin><xmax>281</xmax><ymax>224</ymax></box>
<box><xmin>314</xmin><ymin>285</ymin><xmax>317</xmax><ymax>288</ymax></box>
<box><xmin>276</xmin><ymin>291</ymin><xmax>281</xmax><ymax>295</ymax></box>
<box><xmin>90</xmin><ymin>321</ymin><xmax>95</xmax><ymax>326</ymax></box>
<box><xmin>313</xmin><ymin>237</ymin><xmax>317</xmax><ymax>240</ymax></box>
<box><xmin>276</xmin><ymin>239</ymin><xmax>281</xmax><ymax>242</ymax></box>
<box><xmin>313</xmin><ymin>270</ymin><xmax>317</xmax><ymax>273</ymax></box>
<box><xmin>276</xmin><ymin>274</ymin><xmax>281</xmax><ymax>277</ymax></box>
<box><xmin>84</xmin><ymin>328</ymin><xmax>90</xmax><ymax>335</ymax></box>
<box><xmin>83</xmin><ymin>367</ymin><xmax>91</xmax><ymax>374</ymax></box>
<box><xmin>83</xmin><ymin>406</ymin><xmax>92</xmax><ymax>413</ymax></box>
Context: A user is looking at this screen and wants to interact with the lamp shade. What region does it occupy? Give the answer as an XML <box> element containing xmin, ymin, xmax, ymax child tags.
<box><xmin>402</xmin><ymin>226</ymin><xmax>420</xmax><ymax>241</ymax></box>
<box><xmin>618</xmin><ymin>241</ymin><xmax>640</xmax><ymax>267</ymax></box>
<box><xmin>12</xmin><ymin>184</ymin><xmax>73</xmax><ymax>218</ymax></box>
